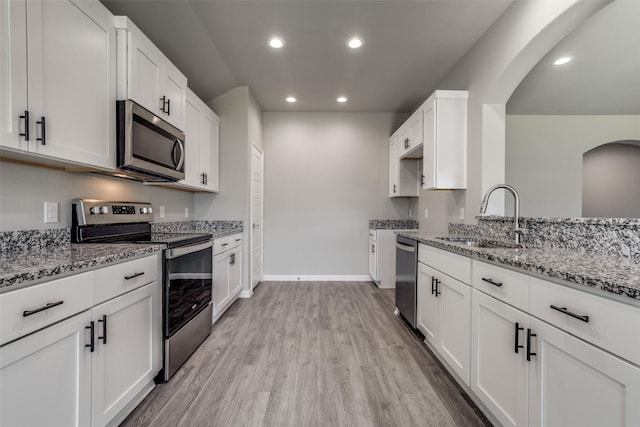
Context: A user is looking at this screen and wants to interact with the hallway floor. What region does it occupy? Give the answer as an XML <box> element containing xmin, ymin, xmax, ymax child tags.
<box><xmin>121</xmin><ymin>281</ymin><xmax>490</xmax><ymax>427</ymax></box>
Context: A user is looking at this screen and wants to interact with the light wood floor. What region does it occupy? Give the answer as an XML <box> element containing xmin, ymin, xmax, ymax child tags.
<box><xmin>121</xmin><ymin>281</ymin><xmax>490</xmax><ymax>427</ymax></box>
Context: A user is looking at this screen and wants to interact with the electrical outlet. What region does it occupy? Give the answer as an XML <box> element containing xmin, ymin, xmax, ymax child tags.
<box><xmin>459</xmin><ymin>207</ymin><xmax>465</xmax><ymax>220</ymax></box>
<box><xmin>424</xmin><ymin>209</ymin><xmax>429</xmax><ymax>219</ymax></box>
<box><xmin>44</xmin><ymin>202</ymin><xmax>59</xmax><ymax>223</ymax></box>
<box><xmin>184</xmin><ymin>207</ymin><xmax>189</xmax><ymax>218</ymax></box>
<box><xmin>159</xmin><ymin>206</ymin><xmax>165</xmax><ymax>219</ymax></box>
<box><xmin>409</xmin><ymin>208</ymin><xmax>412</xmax><ymax>218</ymax></box>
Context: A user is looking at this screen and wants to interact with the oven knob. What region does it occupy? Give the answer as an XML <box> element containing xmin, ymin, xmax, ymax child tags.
<box><xmin>140</xmin><ymin>207</ymin><xmax>150</xmax><ymax>214</ymax></box>
<box><xmin>100</xmin><ymin>206</ymin><xmax>109</xmax><ymax>214</ymax></box>
<box><xmin>147</xmin><ymin>207</ymin><xmax>153</xmax><ymax>214</ymax></box>
<box><xmin>90</xmin><ymin>207</ymin><xmax>99</xmax><ymax>214</ymax></box>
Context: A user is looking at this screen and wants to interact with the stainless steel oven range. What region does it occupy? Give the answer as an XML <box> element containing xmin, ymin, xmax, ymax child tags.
<box><xmin>72</xmin><ymin>198</ymin><xmax>212</xmax><ymax>382</ymax></box>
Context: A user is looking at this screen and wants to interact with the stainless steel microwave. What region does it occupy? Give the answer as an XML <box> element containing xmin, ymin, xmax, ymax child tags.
<box><xmin>116</xmin><ymin>100</ymin><xmax>185</xmax><ymax>182</ymax></box>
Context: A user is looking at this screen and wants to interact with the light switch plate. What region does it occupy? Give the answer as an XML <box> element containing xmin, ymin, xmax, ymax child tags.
<box><xmin>44</xmin><ymin>202</ymin><xmax>59</xmax><ymax>223</ymax></box>
<box><xmin>459</xmin><ymin>207</ymin><xmax>465</xmax><ymax>220</ymax></box>
<box><xmin>424</xmin><ymin>209</ymin><xmax>429</xmax><ymax>219</ymax></box>
<box><xmin>184</xmin><ymin>207</ymin><xmax>189</xmax><ymax>218</ymax></box>
<box><xmin>159</xmin><ymin>206</ymin><xmax>165</xmax><ymax>219</ymax></box>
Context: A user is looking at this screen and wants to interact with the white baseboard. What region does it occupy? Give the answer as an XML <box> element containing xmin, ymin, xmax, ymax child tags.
<box><xmin>262</xmin><ymin>275</ymin><xmax>372</xmax><ymax>282</ymax></box>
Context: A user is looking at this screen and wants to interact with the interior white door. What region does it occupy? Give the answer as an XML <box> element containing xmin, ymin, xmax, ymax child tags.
<box><xmin>251</xmin><ymin>143</ymin><xmax>264</xmax><ymax>290</ymax></box>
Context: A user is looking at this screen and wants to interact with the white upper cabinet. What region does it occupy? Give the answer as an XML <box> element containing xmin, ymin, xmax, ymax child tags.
<box><xmin>398</xmin><ymin>108</ymin><xmax>423</xmax><ymax>159</ymax></box>
<box><xmin>149</xmin><ymin>88</ymin><xmax>219</xmax><ymax>192</ymax></box>
<box><xmin>422</xmin><ymin>90</ymin><xmax>468</xmax><ymax>189</ymax></box>
<box><xmin>388</xmin><ymin>134</ymin><xmax>419</xmax><ymax>198</ymax></box>
<box><xmin>0</xmin><ymin>0</ymin><xmax>116</xmax><ymax>170</ymax></box>
<box><xmin>114</xmin><ymin>16</ymin><xmax>187</xmax><ymax>131</ymax></box>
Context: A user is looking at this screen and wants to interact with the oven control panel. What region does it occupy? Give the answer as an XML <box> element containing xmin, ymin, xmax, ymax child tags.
<box><xmin>72</xmin><ymin>199</ymin><xmax>153</xmax><ymax>225</ymax></box>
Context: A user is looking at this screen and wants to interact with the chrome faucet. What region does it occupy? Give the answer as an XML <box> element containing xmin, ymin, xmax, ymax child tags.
<box><xmin>480</xmin><ymin>184</ymin><xmax>523</xmax><ymax>245</ymax></box>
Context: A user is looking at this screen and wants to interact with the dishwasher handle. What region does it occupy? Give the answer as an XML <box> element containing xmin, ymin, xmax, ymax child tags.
<box><xmin>396</xmin><ymin>243</ymin><xmax>416</xmax><ymax>253</ymax></box>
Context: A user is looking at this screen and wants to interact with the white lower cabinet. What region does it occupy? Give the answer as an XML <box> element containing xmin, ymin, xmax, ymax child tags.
<box><xmin>368</xmin><ymin>232</ymin><xmax>377</xmax><ymax>281</ymax></box>
<box><xmin>417</xmin><ymin>260</ymin><xmax>471</xmax><ymax>385</ymax></box>
<box><xmin>0</xmin><ymin>310</ymin><xmax>92</xmax><ymax>427</ymax></box>
<box><xmin>91</xmin><ymin>282</ymin><xmax>159</xmax><ymax>427</ymax></box>
<box><xmin>212</xmin><ymin>233</ymin><xmax>243</xmax><ymax>322</ymax></box>
<box><xmin>0</xmin><ymin>255</ymin><xmax>161</xmax><ymax>427</ymax></box>
<box><xmin>471</xmin><ymin>289</ymin><xmax>529</xmax><ymax>427</ymax></box>
<box><xmin>528</xmin><ymin>317</ymin><xmax>640</xmax><ymax>427</ymax></box>
<box><xmin>469</xmin><ymin>259</ymin><xmax>640</xmax><ymax>427</ymax></box>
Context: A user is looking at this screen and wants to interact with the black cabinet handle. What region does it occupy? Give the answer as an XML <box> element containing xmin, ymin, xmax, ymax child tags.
<box><xmin>550</xmin><ymin>305</ymin><xmax>589</xmax><ymax>323</ymax></box>
<box><xmin>36</xmin><ymin>116</ymin><xmax>46</xmax><ymax>145</ymax></box>
<box><xmin>22</xmin><ymin>300</ymin><xmax>64</xmax><ymax>317</ymax></box>
<box><xmin>371</xmin><ymin>244</ymin><xmax>375</xmax><ymax>254</ymax></box>
<box><xmin>124</xmin><ymin>271</ymin><xmax>144</xmax><ymax>280</ymax></box>
<box><xmin>160</xmin><ymin>96</ymin><xmax>167</xmax><ymax>113</ymax></box>
<box><xmin>86</xmin><ymin>321</ymin><xmax>95</xmax><ymax>353</ymax></box>
<box><xmin>431</xmin><ymin>276</ymin><xmax>435</xmax><ymax>295</ymax></box>
<box><xmin>482</xmin><ymin>277</ymin><xmax>503</xmax><ymax>287</ymax></box>
<box><xmin>421</xmin><ymin>174</ymin><xmax>425</xmax><ymax>186</ymax></box>
<box><xmin>19</xmin><ymin>110</ymin><xmax>30</xmax><ymax>141</ymax></box>
<box><xmin>221</xmin><ymin>243</ymin><xmax>228</xmax><ymax>247</ymax></box>
<box><xmin>514</xmin><ymin>322</ymin><xmax>524</xmax><ymax>353</ymax></box>
<box><xmin>98</xmin><ymin>314</ymin><xmax>107</xmax><ymax>345</ymax></box>
<box><xmin>166</xmin><ymin>98</ymin><xmax>170</xmax><ymax>115</ymax></box>
<box><xmin>526</xmin><ymin>328</ymin><xmax>536</xmax><ymax>361</ymax></box>
<box><xmin>393</xmin><ymin>184</ymin><xmax>397</xmax><ymax>193</ymax></box>
<box><xmin>229</xmin><ymin>253</ymin><xmax>235</xmax><ymax>266</ymax></box>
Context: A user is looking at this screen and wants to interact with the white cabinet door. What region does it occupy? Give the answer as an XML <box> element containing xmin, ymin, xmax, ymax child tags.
<box><xmin>201</xmin><ymin>109</ymin><xmax>219</xmax><ymax>192</ymax></box>
<box><xmin>388</xmin><ymin>136</ymin><xmax>399</xmax><ymax>196</ymax></box>
<box><xmin>91</xmin><ymin>282</ymin><xmax>158</xmax><ymax>427</ymax></box>
<box><xmin>162</xmin><ymin>61</ymin><xmax>187</xmax><ymax>130</ymax></box>
<box><xmin>368</xmin><ymin>236</ymin><xmax>377</xmax><ymax>281</ymax></box>
<box><xmin>528</xmin><ymin>317</ymin><xmax>640</xmax><ymax>427</ymax></box>
<box><xmin>183</xmin><ymin>91</ymin><xmax>204</xmax><ymax>188</ymax></box>
<box><xmin>213</xmin><ymin>252</ymin><xmax>230</xmax><ymax>319</ymax></box>
<box><xmin>399</xmin><ymin>109</ymin><xmax>423</xmax><ymax>159</ymax></box>
<box><xmin>0</xmin><ymin>0</ymin><xmax>28</xmax><ymax>151</ymax></box>
<box><xmin>0</xmin><ymin>310</ymin><xmax>92</xmax><ymax>427</ymax></box>
<box><xmin>128</xmin><ymin>29</ymin><xmax>163</xmax><ymax>116</ymax></box>
<box><xmin>438</xmin><ymin>273</ymin><xmax>471</xmax><ymax>384</ymax></box>
<box><xmin>471</xmin><ymin>290</ymin><xmax>529</xmax><ymax>427</ymax></box>
<box><xmin>26</xmin><ymin>0</ymin><xmax>115</xmax><ymax>169</ymax></box>
<box><xmin>422</xmin><ymin>91</ymin><xmax>467</xmax><ymax>190</ymax></box>
<box><xmin>230</xmin><ymin>244</ymin><xmax>243</xmax><ymax>297</ymax></box>
<box><xmin>417</xmin><ymin>262</ymin><xmax>439</xmax><ymax>343</ymax></box>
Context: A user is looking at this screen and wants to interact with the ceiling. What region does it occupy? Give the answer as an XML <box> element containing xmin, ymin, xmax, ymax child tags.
<box><xmin>100</xmin><ymin>0</ymin><xmax>513</xmax><ymax>113</ymax></box>
<box><xmin>507</xmin><ymin>0</ymin><xmax>640</xmax><ymax>115</ymax></box>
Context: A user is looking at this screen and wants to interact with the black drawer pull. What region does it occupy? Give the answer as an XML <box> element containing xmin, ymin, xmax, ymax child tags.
<box><xmin>98</xmin><ymin>314</ymin><xmax>107</xmax><ymax>345</ymax></box>
<box><xmin>36</xmin><ymin>116</ymin><xmax>46</xmax><ymax>145</ymax></box>
<box><xmin>124</xmin><ymin>272</ymin><xmax>145</xmax><ymax>280</ymax></box>
<box><xmin>482</xmin><ymin>277</ymin><xmax>503</xmax><ymax>287</ymax></box>
<box><xmin>550</xmin><ymin>305</ymin><xmax>589</xmax><ymax>323</ymax></box>
<box><xmin>526</xmin><ymin>328</ymin><xmax>536</xmax><ymax>361</ymax></box>
<box><xmin>23</xmin><ymin>300</ymin><xmax>64</xmax><ymax>317</ymax></box>
<box><xmin>221</xmin><ymin>243</ymin><xmax>229</xmax><ymax>247</ymax></box>
<box><xmin>86</xmin><ymin>321</ymin><xmax>95</xmax><ymax>353</ymax></box>
<box><xmin>514</xmin><ymin>322</ymin><xmax>524</xmax><ymax>354</ymax></box>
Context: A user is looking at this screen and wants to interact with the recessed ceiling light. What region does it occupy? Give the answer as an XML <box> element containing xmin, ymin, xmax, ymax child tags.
<box><xmin>347</xmin><ymin>37</ymin><xmax>363</xmax><ymax>49</ymax></box>
<box><xmin>553</xmin><ymin>56</ymin><xmax>572</xmax><ymax>66</ymax></box>
<box><xmin>268</xmin><ymin>37</ymin><xmax>285</xmax><ymax>49</ymax></box>
<box><xmin>337</xmin><ymin>96</ymin><xmax>348</xmax><ymax>103</ymax></box>
<box><xmin>286</xmin><ymin>96</ymin><xmax>296</xmax><ymax>103</ymax></box>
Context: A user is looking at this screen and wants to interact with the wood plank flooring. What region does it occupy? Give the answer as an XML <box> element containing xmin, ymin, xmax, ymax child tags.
<box><xmin>121</xmin><ymin>281</ymin><xmax>490</xmax><ymax>427</ymax></box>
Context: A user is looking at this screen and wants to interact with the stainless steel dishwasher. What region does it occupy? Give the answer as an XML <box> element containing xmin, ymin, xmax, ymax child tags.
<box><xmin>395</xmin><ymin>235</ymin><xmax>418</xmax><ymax>328</ymax></box>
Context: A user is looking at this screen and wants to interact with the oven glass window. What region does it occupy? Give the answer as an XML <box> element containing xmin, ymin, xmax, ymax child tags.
<box><xmin>166</xmin><ymin>246</ymin><xmax>212</xmax><ymax>336</ymax></box>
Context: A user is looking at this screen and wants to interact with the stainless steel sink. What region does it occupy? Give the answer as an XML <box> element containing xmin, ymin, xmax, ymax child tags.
<box><xmin>435</xmin><ymin>236</ymin><xmax>521</xmax><ymax>249</ymax></box>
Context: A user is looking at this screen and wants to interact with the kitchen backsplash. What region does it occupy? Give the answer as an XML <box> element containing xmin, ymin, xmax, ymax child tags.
<box><xmin>450</xmin><ymin>216</ymin><xmax>640</xmax><ymax>258</ymax></box>
<box><xmin>151</xmin><ymin>220</ymin><xmax>243</xmax><ymax>233</ymax></box>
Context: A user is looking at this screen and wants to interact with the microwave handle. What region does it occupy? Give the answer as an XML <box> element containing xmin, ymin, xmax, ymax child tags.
<box><xmin>172</xmin><ymin>139</ymin><xmax>185</xmax><ymax>171</ymax></box>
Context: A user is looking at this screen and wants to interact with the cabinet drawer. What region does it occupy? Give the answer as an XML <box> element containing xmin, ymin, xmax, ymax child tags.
<box><xmin>0</xmin><ymin>272</ymin><xmax>94</xmax><ymax>346</ymax></box>
<box><xmin>472</xmin><ymin>261</ymin><xmax>530</xmax><ymax>311</ymax></box>
<box><xmin>214</xmin><ymin>233</ymin><xmax>242</xmax><ymax>254</ymax></box>
<box><xmin>94</xmin><ymin>255</ymin><xmax>159</xmax><ymax>305</ymax></box>
<box><xmin>419</xmin><ymin>244</ymin><xmax>471</xmax><ymax>284</ymax></box>
<box><xmin>530</xmin><ymin>277</ymin><xmax>640</xmax><ymax>366</ymax></box>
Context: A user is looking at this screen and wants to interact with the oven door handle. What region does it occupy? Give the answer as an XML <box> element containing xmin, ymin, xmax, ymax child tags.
<box><xmin>166</xmin><ymin>240</ymin><xmax>212</xmax><ymax>259</ymax></box>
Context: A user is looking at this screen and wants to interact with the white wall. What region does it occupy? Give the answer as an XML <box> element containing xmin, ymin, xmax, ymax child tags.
<box><xmin>263</xmin><ymin>112</ymin><xmax>412</xmax><ymax>277</ymax></box>
<box><xmin>506</xmin><ymin>115</ymin><xmax>640</xmax><ymax>217</ymax></box>
<box><xmin>0</xmin><ymin>161</ymin><xmax>194</xmax><ymax>231</ymax></box>
<box><xmin>417</xmin><ymin>0</ymin><xmax>609</xmax><ymax>227</ymax></box>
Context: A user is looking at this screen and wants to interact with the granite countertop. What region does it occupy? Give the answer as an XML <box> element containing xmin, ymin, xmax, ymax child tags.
<box><xmin>398</xmin><ymin>231</ymin><xmax>640</xmax><ymax>303</ymax></box>
<box><xmin>0</xmin><ymin>243</ymin><xmax>165</xmax><ymax>293</ymax></box>
<box><xmin>369</xmin><ymin>219</ymin><xmax>419</xmax><ymax>230</ymax></box>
